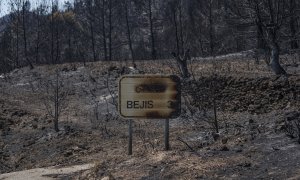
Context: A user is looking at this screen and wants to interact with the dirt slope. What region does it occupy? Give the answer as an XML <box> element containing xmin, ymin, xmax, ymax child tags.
<box><xmin>0</xmin><ymin>60</ymin><xmax>300</xmax><ymax>179</ymax></box>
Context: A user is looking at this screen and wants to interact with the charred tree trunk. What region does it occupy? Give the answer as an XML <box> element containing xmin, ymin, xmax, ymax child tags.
<box><xmin>148</xmin><ymin>0</ymin><xmax>156</xmax><ymax>60</ymax></box>
<box><xmin>172</xmin><ymin>50</ymin><xmax>190</xmax><ymax>78</ymax></box>
<box><xmin>255</xmin><ymin>20</ymin><xmax>270</xmax><ymax>65</ymax></box>
<box><xmin>55</xmin><ymin>26</ymin><xmax>60</xmax><ymax>63</ymax></box>
<box><xmin>208</xmin><ymin>0</ymin><xmax>214</xmax><ymax>56</ymax></box>
<box><xmin>90</xmin><ymin>22</ymin><xmax>96</xmax><ymax>61</ymax></box>
<box><xmin>267</xmin><ymin>0</ymin><xmax>286</xmax><ymax>75</ymax></box>
<box><xmin>35</xmin><ymin>9</ymin><xmax>40</xmax><ymax>64</ymax></box>
<box><xmin>289</xmin><ymin>0</ymin><xmax>298</xmax><ymax>49</ymax></box>
<box><xmin>51</xmin><ymin>0</ymin><xmax>55</xmax><ymax>64</ymax></box>
<box><xmin>22</xmin><ymin>1</ymin><xmax>34</xmax><ymax>69</ymax></box>
<box><xmin>54</xmin><ymin>71</ymin><xmax>59</xmax><ymax>132</ymax></box>
<box><xmin>173</xmin><ymin>8</ymin><xmax>180</xmax><ymax>56</ymax></box>
<box><xmin>213</xmin><ymin>98</ymin><xmax>218</xmax><ymax>133</ymax></box>
<box><xmin>179</xmin><ymin>0</ymin><xmax>184</xmax><ymax>55</ymax></box>
<box><xmin>256</xmin><ymin>21</ymin><xmax>267</xmax><ymax>50</ymax></box>
<box><xmin>87</xmin><ymin>1</ymin><xmax>97</xmax><ymax>62</ymax></box>
<box><xmin>251</xmin><ymin>0</ymin><xmax>286</xmax><ymax>75</ymax></box>
<box><xmin>108</xmin><ymin>0</ymin><xmax>112</xmax><ymax>61</ymax></box>
<box><xmin>198</xmin><ymin>28</ymin><xmax>205</xmax><ymax>56</ymax></box>
<box><xmin>125</xmin><ymin>0</ymin><xmax>135</xmax><ymax>64</ymax></box>
<box><xmin>101</xmin><ymin>0</ymin><xmax>108</xmax><ymax>61</ymax></box>
<box><xmin>270</xmin><ymin>42</ymin><xmax>286</xmax><ymax>75</ymax></box>
<box><xmin>16</xmin><ymin>8</ymin><xmax>20</xmax><ymax>67</ymax></box>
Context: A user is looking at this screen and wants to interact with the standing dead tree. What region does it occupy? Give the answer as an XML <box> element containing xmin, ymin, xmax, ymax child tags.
<box><xmin>148</xmin><ymin>0</ymin><xmax>156</xmax><ymax>60</ymax></box>
<box><xmin>124</xmin><ymin>0</ymin><xmax>135</xmax><ymax>64</ymax></box>
<box><xmin>84</xmin><ymin>67</ymin><xmax>119</xmax><ymax>137</ymax></box>
<box><xmin>9</xmin><ymin>0</ymin><xmax>21</xmax><ymax>68</ymax></box>
<box><xmin>251</xmin><ymin>0</ymin><xmax>287</xmax><ymax>75</ymax></box>
<box><xmin>39</xmin><ymin>69</ymin><xmax>69</xmax><ymax>132</ymax></box>
<box><xmin>229</xmin><ymin>0</ymin><xmax>288</xmax><ymax>75</ymax></box>
<box><xmin>181</xmin><ymin>74</ymin><xmax>221</xmax><ymax>134</ymax></box>
<box><xmin>171</xmin><ymin>48</ymin><xmax>221</xmax><ymax>133</ymax></box>
<box><xmin>21</xmin><ymin>0</ymin><xmax>34</xmax><ymax>69</ymax></box>
<box><xmin>86</xmin><ymin>0</ymin><xmax>97</xmax><ymax>61</ymax></box>
<box><xmin>172</xmin><ymin>49</ymin><xmax>191</xmax><ymax>79</ymax></box>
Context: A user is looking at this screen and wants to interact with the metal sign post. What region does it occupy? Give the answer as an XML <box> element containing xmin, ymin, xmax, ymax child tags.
<box><xmin>165</xmin><ymin>119</ymin><xmax>169</xmax><ymax>150</ymax></box>
<box><xmin>128</xmin><ymin>119</ymin><xmax>133</xmax><ymax>155</ymax></box>
<box><xmin>118</xmin><ymin>75</ymin><xmax>181</xmax><ymax>155</ymax></box>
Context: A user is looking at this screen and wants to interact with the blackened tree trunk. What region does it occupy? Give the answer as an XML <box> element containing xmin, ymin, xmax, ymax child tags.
<box><xmin>172</xmin><ymin>49</ymin><xmax>190</xmax><ymax>78</ymax></box>
<box><xmin>87</xmin><ymin>1</ymin><xmax>97</xmax><ymax>61</ymax></box>
<box><xmin>256</xmin><ymin>21</ymin><xmax>267</xmax><ymax>50</ymax></box>
<box><xmin>90</xmin><ymin>22</ymin><xmax>96</xmax><ymax>61</ymax></box>
<box><xmin>208</xmin><ymin>0</ymin><xmax>214</xmax><ymax>56</ymax></box>
<box><xmin>255</xmin><ymin>20</ymin><xmax>270</xmax><ymax>65</ymax></box>
<box><xmin>54</xmin><ymin>71</ymin><xmax>59</xmax><ymax>132</ymax></box>
<box><xmin>173</xmin><ymin>8</ymin><xmax>180</xmax><ymax>56</ymax></box>
<box><xmin>51</xmin><ymin>0</ymin><xmax>55</xmax><ymax>64</ymax></box>
<box><xmin>148</xmin><ymin>0</ymin><xmax>156</xmax><ymax>60</ymax></box>
<box><xmin>250</xmin><ymin>0</ymin><xmax>286</xmax><ymax>75</ymax></box>
<box><xmin>179</xmin><ymin>0</ymin><xmax>184</xmax><ymax>55</ymax></box>
<box><xmin>125</xmin><ymin>0</ymin><xmax>135</xmax><ymax>63</ymax></box>
<box><xmin>108</xmin><ymin>0</ymin><xmax>112</xmax><ymax>61</ymax></box>
<box><xmin>55</xmin><ymin>25</ymin><xmax>60</xmax><ymax>63</ymax></box>
<box><xmin>22</xmin><ymin>1</ymin><xmax>34</xmax><ymax>69</ymax></box>
<box><xmin>267</xmin><ymin>0</ymin><xmax>286</xmax><ymax>75</ymax></box>
<box><xmin>101</xmin><ymin>0</ymin><xmax>108</xmax><ymax>61</ymax></box>
<box><xmin>35</xmin><ymin>8</ymin><xmax>40</xmax><ymax>64</ymax></box>
<box><xmin>289</xmin><ymin>0</ymin><xmax>298</xmax><ymax>49</ymax></box>
<box><xmin>270</xmin><ymin>41</ymin><xmax>286</xmax><ymax>75</ymax></box>
<box><xmin>16</xmin><ymin>6</ymin><xmax>20</xmax><ymax>67</ymax></box>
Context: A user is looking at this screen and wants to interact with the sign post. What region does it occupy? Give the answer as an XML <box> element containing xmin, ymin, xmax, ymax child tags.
<box><xmin>119</xmin><ymin>75</ymin><xmax>181</xmax><ymax>155</ymax></box>
<box><xmin>165</xmin><ymin>119</ymin><xmax>169</xmax><ymax>150</ymax></box>
<box><xmin>128</xmin><ymin>119</ymin><xmax>133</xmax><ymax>155</ymax></box>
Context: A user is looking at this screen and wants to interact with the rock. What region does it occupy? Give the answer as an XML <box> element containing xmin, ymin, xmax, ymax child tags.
<box><xmin>275</xmin><ymin>122</ymin><xmax>285</xmax><ymax>132</ymax></box>
<box><xmin>0</xmin><ymin>119</ymin><xmax>4</xmax><ymax>129</ymax></box>
<box><xmin>285</xmin><ymin>111</ymin><xmax>300</xmax><ymax>121</ymax></box>
<box><xmin>220</xmin><ymin>146</ymin><xmax>229</xmax><ymax>151</ymax></box>
<box><xmin>272</xmin><ymin>146</ymin><xmax>280</xmax><ymax>151</ymax></box>
<box><xmin>78</xmin><ymin>144</ymin><xmax>88</xmax><ymax>150</ymax></box>
<box><xmin>11</xmin><ymin>110</ymin><xmax>27</xmax><ymax>117</ymax></box>
<box><xmin>62</xmin><ymin>66</ymin><xmax>77</xmax><ymax>72</ymax></box>
<box><xmin>64</xmin><ymin>151</ymin><xmax>73</xmax><ymax>157</ymax></box>
<box><xmin>212</xmin><ymin>132</ymin><xmax>220</xmax><ymax>140</ymax></box>
<box><xmin>249</xmin><ymin>119</ymin><xmax>254</xmax><ymax>123</ymax></box>
<box><xmin>23</xmin><ymin>140</ymin><xmax>35</xmax><ymax>147</ymax></box>
<box><xmin>108</xmin><ymin>66</ymin><xmax>118</xmax><ymax>72</ymax></box>
<box><xmin>238</xmin><ymin>162</ymin><xmax>251</xmax><ymax>167</ymax></box>
<box><xmin>32</xmin><ymin>123</ymin><xmax>38</xmax><ymax>129</ymax></box>
<box><xmin>248</xmin><ymin>104</ymin><xmax>262</xmax><ymax>113</ymax></box>
<box><xmin>235</xmin><ymin>148</ymin><xmax>243</xmax><ymax>153</ymax></box>
<box><xmin>244</xmin><ymin>163</ymin><xmax>251</xmax><ymax>167</ymax></box>
<box><xmin>64</xmin><ymin>125</ymin><xmax>72</xmax><ymax>133</ymax></box>
<box><xmin>62</xmin><ymin>67</ymin><xmax>69</xmax><ymax>72</ymax></box>
<box><xmin>221</xmin><ymin>138</ymin><xmax>228</xmax><ymax>144</ymax></box>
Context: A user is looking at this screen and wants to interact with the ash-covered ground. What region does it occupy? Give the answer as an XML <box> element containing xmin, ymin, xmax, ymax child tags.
<box><xmin>0</xmin><ymin>57</ymin><xmax>300</xmax><ymax>179</ymax></box>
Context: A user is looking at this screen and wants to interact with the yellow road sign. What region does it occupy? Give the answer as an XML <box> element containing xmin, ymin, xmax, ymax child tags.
<box><xmin>118</xmin><ymin>75</ymin><xmax>181</xmax><ymax>119</ymax></box>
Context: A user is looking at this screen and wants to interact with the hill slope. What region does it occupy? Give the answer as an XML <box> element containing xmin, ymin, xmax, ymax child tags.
<box><xmin>0</xmin><ymin>59</ymin><xmax>300</xmax><ymax>179</ymax></box>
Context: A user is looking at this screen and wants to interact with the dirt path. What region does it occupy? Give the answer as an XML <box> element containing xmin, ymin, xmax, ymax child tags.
<box><xmin>0</xmin><ymin>164</ymin><xmax>94</xmax><ymax>180</ymax></box>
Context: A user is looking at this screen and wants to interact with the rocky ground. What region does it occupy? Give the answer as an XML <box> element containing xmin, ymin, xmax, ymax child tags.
<box><xmin>0</xmin><ymin>58</ymin><xmax>300</xmax><ymax>179</ymax></box>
